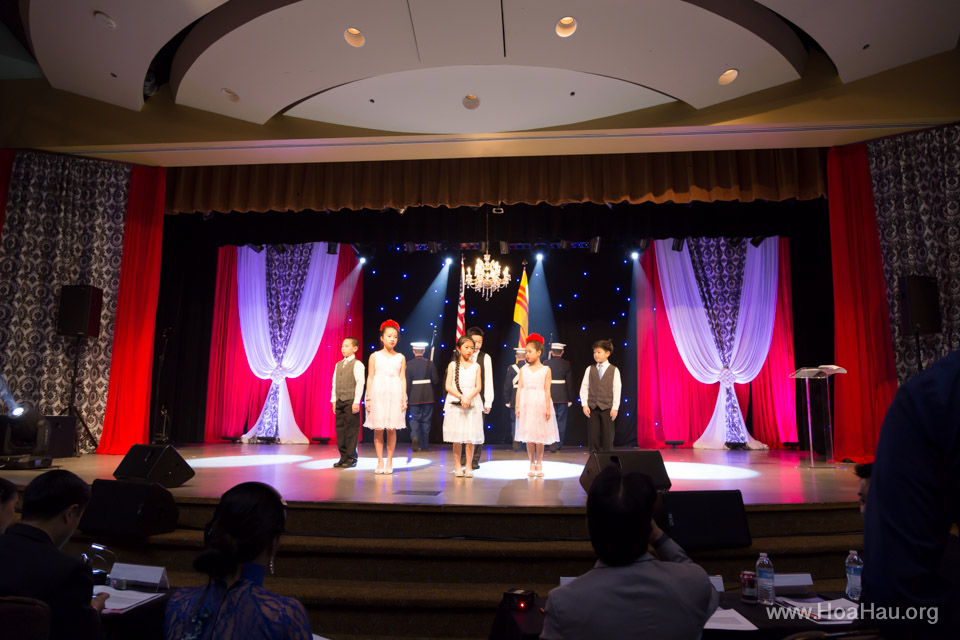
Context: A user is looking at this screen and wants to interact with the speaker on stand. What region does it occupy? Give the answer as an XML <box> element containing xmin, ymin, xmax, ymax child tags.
<box><xmin>899</xmin><ymin>275</ymin><xmax>941</xmax><ymax>373</ymax></box>
<box><xmin>56</xmin><ymin>285</ymin><xmax>103</xmax><ymax>451</ymax></box>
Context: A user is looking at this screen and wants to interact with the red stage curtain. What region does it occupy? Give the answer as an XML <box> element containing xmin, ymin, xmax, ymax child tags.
<box><xmin>0</xmin><ymin>149</ymin><xmax>14</xmax><ymax>238</ymax></box>
<box><xmin>286</xmin><ymin>248</ymin><xmax>362</xmax><ymax>440</ymax></box>
<box><xmin>204</xmin><ymin>246</ymin><xmax>362</xmax><ymax>442</ymax></box>
<box><xmin>827</xmin><ymin>144</ymin><xmax>898</xmax><ymax>462</ymax></box>
<box><xmin>204</xmin><ymin>245</ymin><xmax>270</xmax><ymax>441</ymax></box>
<box><xmin>98</xmin><ymin>166</ymin><xmax>166</xmax><ymax>454</ymax></box>
<box><xmin>636</xmin><ymin>242</ymin><xmax>785</xmax><ymax>448</ymax></box>
<box><xmin>749</xmin><ymin>239</ymin><xmax>798</xmax><ymax>448</ymax></box>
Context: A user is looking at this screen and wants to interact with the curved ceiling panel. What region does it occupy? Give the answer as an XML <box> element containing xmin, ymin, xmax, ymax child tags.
<box><xmin>173</xmin><ymin>0</ymin><xmax>422</xmax><ymax>124</ymax></box>
<box><xmin>174</xmin><ymin>0</ymin><xmax>804</xmax><ymax>127</ymax></box>
<box><xmin>501</xmin><ymin>0</ymin><xmax>804</xmax><ymax>110</ymax></box>
<box><xmin>26</xmin><ymin>0</ymin><xmax>227</xmax><ymax>111</ymax></box>
<box><xmin>286</xmin><ymin>65</ymin><xmax>675</xmax><ymax>134</ymax></box>
<box><xmin>757</xmin><ymin>0</ymin><xmax>960</xmax><ymax>83</ymax></box>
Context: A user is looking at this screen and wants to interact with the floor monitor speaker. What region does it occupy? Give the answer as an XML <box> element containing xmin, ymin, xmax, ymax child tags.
<box><xmin>79</xmin><ymin>479</ymin><xmax>178</xmax><ymax>537</ymax></box>
<box><xmin>655</xmin><ymin>490</ymin><xmax>752</xmax><ymax>550</ymax></box>
<box><xmin>579</xmin><ymin>450</ymin><xmax>671</xmax><ymax>493</ymax></box>
<box><xmin>113</xmin><ymin>444</ymin><xmax>195</xmax><ymax>488</ymax></box>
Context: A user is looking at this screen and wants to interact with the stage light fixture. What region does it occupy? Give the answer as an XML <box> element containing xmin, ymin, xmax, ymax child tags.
<box><xmin>1</xmin><ymin>407</ymin><xmax>50</xmax><ymax>460</ymax></box>
<box><xmin>445</xmin><ymin>257</ymin><xmax>453</xmax><ymax>266</ymax></box>
<box><xmin>589</xmin><ymin>237</ymin><xmax>601</xmax><ymax>254</ymax></box>
<box><xmin>638</xmin><ymin>238</ymin><xmax>651</xmax><ymax>251</ymax></box>
<box><xmin>404</xmin><ymin>242</ymin><xmax>417</xmax><ymax>254</ymax></box>
<box><xmin>11</xmin><ymin>407</ymin><xmax>24</xmax><ymax>417</ymax></box>
<box><xmin>359</xmin><ymin>257</ymin><xmax>367</xmax><ymax>265</ymax></box>
<box><xmin>560</xmin><ymin>240</ymin><xmax>571</xmax><ymax>250</ymax></box>
<box><xmin>428</xmin><ymin>242</ymin><xmax>439</xmax><ymax>254</ymax></box>
<box><xmin>499</xmin><ymin>241</ymin><xmax>509</xmax><ymax>255</ymax></box>
<box><xmin>672</xmin><ymin>238</ymin><xmax>685</xmax><ymax>252</ymax></box>
<box><xmin>536</xmin><ymin>253</ymin><xmax>544</xmax><ymax>261</ymax></box>
<box><xmin>326</xmin><ymin>243</ymin><xmax>338</xmax><ymax>255</ymax></box>
<box><xmin>750</xmin><ymin>236</ymin><xmax>766</xmax><ymax>247</ymax></box>
<box><xmin>631</xmin><ymin>251</ymin><xmax>639</xmax><ymax>260</ymax></box>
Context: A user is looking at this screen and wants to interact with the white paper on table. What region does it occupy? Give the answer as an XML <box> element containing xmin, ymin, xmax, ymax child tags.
<box><xmin>704</xmin><ymin>608</ymin><xmax>758</xmax><ymax>631</ymax></box>
<box><xmin>778</xmin><ymin>597</ymin><xmax>859</xmax><ymax>624</ymax></box>
<box><xmin>94</xmin><ymin>585</ymin><xmax>164</xmax><ymax>612</ymax></box>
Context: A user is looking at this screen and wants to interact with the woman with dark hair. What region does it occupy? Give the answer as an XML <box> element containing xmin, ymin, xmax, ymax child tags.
<box><xmin>0</xmin><ymin>476</ymin><xmax>18</xmax><ymax>533</ymax></box>
<box><xmin>164</xmin><ymin>482</ymin><xmax>311</xmax><ymax>640</ymax></box>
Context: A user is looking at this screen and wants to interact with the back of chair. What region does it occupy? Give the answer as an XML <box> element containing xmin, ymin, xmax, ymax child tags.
<box><xmin>0</xmin><ymin>595</ymin><xmax>51</xmax><ymax>640</ymax></box>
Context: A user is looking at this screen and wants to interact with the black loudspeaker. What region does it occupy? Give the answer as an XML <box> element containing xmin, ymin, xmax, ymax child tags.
<box><xmin>44</xmin><ymin>416</ymin><xmax>78</xmax><ymax>458</ymax></box>
<box><xmin>899</xmin><ymin>275</ymin><xmax>941</xmax><ymax>335</ymax></box>
<box><xmin>113</xmin><ymin>444</ymin><xmax>195</xmax><ymax>488</ymax></box>
<box><xmin>79</xmin><ymin>479</ymin><xmax>178</xmax><ymax>537</ymax></box>
<box><xmin>57</xmin><ymin>285</ymin><xmax>103</xmax><ymax>338</ymax></box>
<box><xmin>579</xmin><ymin>450</ymin><xmax>671</xmax><ymax>493</ymax></box>
<box><xmin>655</xmin><ymin>490</ymin><xmax>752</xmax><ymax>550</ymax></box>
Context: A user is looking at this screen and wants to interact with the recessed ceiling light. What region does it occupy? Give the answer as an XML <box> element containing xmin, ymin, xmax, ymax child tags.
<box><xmin>221</xmin><ymin>88</ymin><xmax>240</xmax><ymax>102</ymax></box>
<box><xmin>344</xmin><ymin>28</ymin><xmax>365</xmax><ymax>48</ymax></box>
<box><xmin>718</xmin><ymin>68</ymin><xmax>739</xmax><ymax>85</ymax></box>
<box><xmin>93</xmin><ymin>10</ymin><xmax>117</xmax><ymax>30</ymax></box>
<box><xmin>556</xmin><ymin>16</ymin><xmax>577</xmax><ymax>37</ymax></box>
<box><xmin>463</xmin><ymin>94</ymin><xmax>480</xmax><ymax>110</ymax></box>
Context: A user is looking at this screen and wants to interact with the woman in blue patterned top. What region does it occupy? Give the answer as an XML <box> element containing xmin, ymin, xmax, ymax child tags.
<box><xmin>164</xmin><ymin>482</ymin><xmax>312</xmax><ymax>640</ymax></box>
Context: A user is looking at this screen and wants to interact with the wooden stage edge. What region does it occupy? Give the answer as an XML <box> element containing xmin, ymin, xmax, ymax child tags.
<box><xmin>2</xmin><ymin>443</ymin><xmax>862</xmax><ymax>511</ymax></box>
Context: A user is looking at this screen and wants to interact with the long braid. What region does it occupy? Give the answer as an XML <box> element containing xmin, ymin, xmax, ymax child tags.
<box><xmin>454</xmin><ymin>357</ymin><xmax>462</xmax><ymax>395</ymax></box>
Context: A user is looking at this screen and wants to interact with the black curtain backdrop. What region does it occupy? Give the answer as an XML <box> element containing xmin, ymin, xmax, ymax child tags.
<box><xmin>154</xmin><ymin>197</ymin><xmax>831</xmax><ymax>447</ymax></box>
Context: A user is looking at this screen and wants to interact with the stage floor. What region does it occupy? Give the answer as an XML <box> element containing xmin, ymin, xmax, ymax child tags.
<box><xmin>3</xmin><ymin>443</ymin><xmax>860</xmax><ymax>508</ymax></box>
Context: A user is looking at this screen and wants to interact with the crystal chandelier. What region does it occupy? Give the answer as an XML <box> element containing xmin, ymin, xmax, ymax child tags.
<box><xmin>464</xmin><ymin>211</ymin><xmax>510</xmax><ymax>300</ymax></box>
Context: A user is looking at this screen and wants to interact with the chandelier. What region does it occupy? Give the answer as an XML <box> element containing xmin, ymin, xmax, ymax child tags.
<box><xmin>464</xmin><ymin>211</ymin><xmax>510</xmax><ymax>300</ymax></box>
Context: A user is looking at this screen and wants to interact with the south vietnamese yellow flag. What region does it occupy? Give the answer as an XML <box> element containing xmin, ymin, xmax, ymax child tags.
<box><xmin>513</xmin><ymin>268</ymin><xmax>529</xmax><ymax>348</ymax></box>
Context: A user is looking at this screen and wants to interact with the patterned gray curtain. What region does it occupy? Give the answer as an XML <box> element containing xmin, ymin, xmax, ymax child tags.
<box><xmin>0</xmin><ymin>151</ymin><xmax>130</xmax><ymax>450</ymax></box>
<box><xmin>869</xmin><ymin>125</ymin><xmax>960</xmax><ymax>383</ymax></box>
<box><xmin>249</xmin><ymin>243</ymin><xmax>314</xmax><ymax>438</ymax></box>
<box><xmin>687</xmin><ymin>237</ymin><xmax>748</xmax><ymax>443</ymax></box>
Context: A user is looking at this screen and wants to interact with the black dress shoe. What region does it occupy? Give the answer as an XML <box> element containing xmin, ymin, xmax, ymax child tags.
<box><xmin>343</xmin><ymin>460</ymin><xmax>357</xmax><ymax>468</ymax></box>
<box><xmin>411</xmin><ymin>436</ymin><xmax>419</xmax><ymax>451</ymax></box>
<box><xmin>333</xmin><ymin>460</ymin><xmax>344</xmax><ymax>468</ymax></box>
<box><xmin>471</xmin><ymin>461</ymin><xmax>480</xmax><ymax>470</ymax></box>
<box><xmin>548</xmin><ymin>443</ymin><xmax>558</xmax><ymax>453</ymax></box>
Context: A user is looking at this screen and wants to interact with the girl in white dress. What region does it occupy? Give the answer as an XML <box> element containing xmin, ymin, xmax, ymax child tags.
<box><xmin>364</xmin><ymin>320</ymin><xmax>407</xmax><ymax>474</ymax></box>
<box><xmin>443</xmin><ymin>336</ymin><xmax>484</xmax><ymax>478</ymax></box>
<box><xmin>515</xmin><ymin>334</ymin><xmax>559</xmax><ymax>477</ymax></box>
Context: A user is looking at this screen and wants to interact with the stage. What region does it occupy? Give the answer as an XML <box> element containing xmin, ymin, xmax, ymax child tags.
<box><xmin>4</xmin><ymin>443</ymin><xmax>861</xmax><ymax>508</ymax></box>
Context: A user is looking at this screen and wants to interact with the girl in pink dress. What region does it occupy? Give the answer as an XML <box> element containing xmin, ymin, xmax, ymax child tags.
<box><xmin>364</xmin><ymin>320</ymin><xmax>407</xmax><ymax>474</ymax></box>
<box><xmin>515</xmin><ymin>334</ymin><xmax>559</xmax><ymax>477</ymax></box>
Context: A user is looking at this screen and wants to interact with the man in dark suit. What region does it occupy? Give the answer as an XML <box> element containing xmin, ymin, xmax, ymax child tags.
<box><xmin>0</xmin><ymin>469</ymin><xmax>108</xmax><ymax>640</ymax></box>
<box><xmin>546</xmin><ymin>342</ymin><xmax>573</xmax><ymax>451</ymax></box>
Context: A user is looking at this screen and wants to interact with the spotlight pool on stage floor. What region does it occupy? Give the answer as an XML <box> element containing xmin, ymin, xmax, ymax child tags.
<box><xmin>187</xmin><ymin>454</ymin><xmax>314</xmax><ymax>468</ymax></box>
<box><xmin>298</xmin><ymin>457</ymin><xmax>433</xmax><ymax>471</ymax></box>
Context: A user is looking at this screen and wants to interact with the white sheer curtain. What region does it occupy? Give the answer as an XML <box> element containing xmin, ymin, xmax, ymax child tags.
<box><xmin>655</xmin><ymin>238</ymin><xmax>779</xmax><ymax>449</ymax></box>
<box><xmin>237</xmin><ymin>243</ymin><xmax>339</xmax><ymax>443</ymax></box>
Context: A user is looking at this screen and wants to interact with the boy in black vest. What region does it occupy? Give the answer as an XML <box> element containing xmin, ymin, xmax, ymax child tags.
<box><xmin>331</xmin><ymin>337</ymin><xmax>365</xmax><ymax>468</ymax></box>
<box><xmin>579</xmin><ymin>340</ymin><xmax>621</xmax><ymax>452</ymax></box>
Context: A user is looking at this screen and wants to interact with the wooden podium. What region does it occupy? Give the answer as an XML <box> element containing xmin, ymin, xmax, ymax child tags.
<box><xmin>789</xmin><ymin>365</ymin><xmax>846</xmax><ymax>469</ymax></box>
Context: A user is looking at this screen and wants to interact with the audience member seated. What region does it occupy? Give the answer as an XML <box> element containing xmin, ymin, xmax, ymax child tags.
<box><xmin>540</xmin><ymin>466</ymin><xmax>718</xmax><ymax>639</ymax></box>
<box><xmin>164</xmin><ymin>482</ymin><xmax>311</xmax><ymax>640</ymax></box>
<box><xmin>854</xmin><ymin>462</ymin><xmax>872</xmax><ymax>519</ymax></box>
<box><xmin>0</xmin><ymin>469</ymin><xmax>107</xmax><ymax>640</ymax></box>
<box><xmin>863</xmin><ymin>349</ymin><xmax>960</xmax><ymax>638</ymax></box>
<box><xmin>1</xmin><ymin>476</ymin><xmax>18</xmax><ymax>532</ymax></box>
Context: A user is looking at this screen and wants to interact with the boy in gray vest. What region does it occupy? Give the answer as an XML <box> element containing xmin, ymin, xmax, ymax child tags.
<box><xmin>331</xmin><ymin>337</ymin><xmax>365</xmax><ymax>468</ymax></box>
<box><xmin>579</xmin><ymin>339</ymin><xmax>622</xmax><ymax>452</ymax></box>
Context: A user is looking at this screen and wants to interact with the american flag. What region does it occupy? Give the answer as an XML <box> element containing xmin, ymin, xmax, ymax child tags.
<box><xmin>456</xmin><ymin>256</ymin><xmax>466</xmax><ymax>341</ymax></box>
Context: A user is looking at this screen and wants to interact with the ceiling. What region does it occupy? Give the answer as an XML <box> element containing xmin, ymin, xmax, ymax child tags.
<box><xmin>1</xmin><ymin>0</ymin><xmax>958</xmax><ymax>165</ymax></box>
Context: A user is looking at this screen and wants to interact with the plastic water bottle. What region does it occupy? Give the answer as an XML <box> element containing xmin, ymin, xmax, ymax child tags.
<box><xmin>845</xmin><ymin>550</ymin><xmax>863</xmax><ymax>601</ymax></box>
<box><xmin>756</xmin><ymin>552</ymin><xmax>775</xmax><ymax>605</ymax></box>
